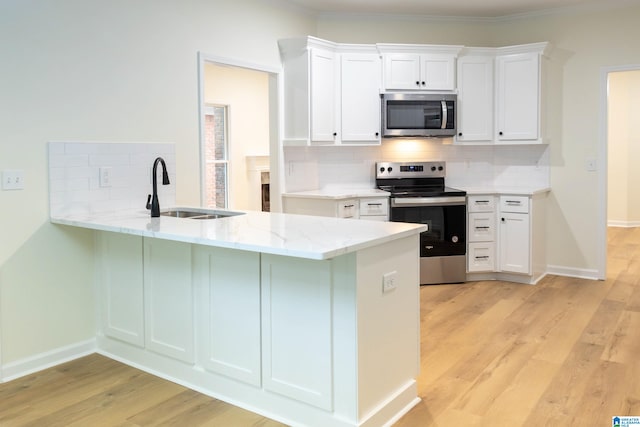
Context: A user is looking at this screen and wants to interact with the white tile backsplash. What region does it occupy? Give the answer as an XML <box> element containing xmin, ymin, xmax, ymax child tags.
<box><xmin>284</xmin><ymin>140</ymin><xmax>550</xmax><ymax>191</ymax></box>
<box><xmin>49</xmin><ymin>142</ymin><xmax>176</xmax><ymax>217</ymax></box>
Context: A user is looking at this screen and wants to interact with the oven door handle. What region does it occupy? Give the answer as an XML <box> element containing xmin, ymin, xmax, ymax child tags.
<box><xmin>391</xmin><ymin>196</ymin><xmax>466</xmax><ymax>207</ymax></box>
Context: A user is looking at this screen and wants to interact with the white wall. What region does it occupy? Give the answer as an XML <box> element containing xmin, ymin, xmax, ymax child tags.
<box><xmin>608</xmin><ymin>70</ymin><xmax>640</xmax><ymax>226</ymax></box>
<box><xmin>203</xmin><ymin>63</ymin><xmax>270</xmax><ymax>211</ymax></box>
<box><xmin>0</xmin><ymin>0</ymin><xmax>314</xmax><ymax>369</ymax></box>
<box><xmin>315</xmin><ymin>2</ymin><xmax>640</xmax><ymax>278</ymax></box>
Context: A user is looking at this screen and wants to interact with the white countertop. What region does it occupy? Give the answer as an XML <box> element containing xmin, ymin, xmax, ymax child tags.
<box><xmin>51</xmin><ymin>207</ymin><xmax>425</xmax><ymax>261</ymax></box>
<box><xmin>461</xmin><ymin>186</ymin><xmax>551</xmax><ymax>196</ymax></box>
<box><xmin>282</xmin><ymin>188</ymin><xmax>390</xmax><ymax>200</ymax></box>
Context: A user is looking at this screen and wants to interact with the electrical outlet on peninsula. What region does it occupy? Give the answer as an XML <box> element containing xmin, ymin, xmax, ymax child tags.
<box><xmin>382</xmin><ymin>271</ymin><xmax>397</xmax><ymax>293</ymax></box>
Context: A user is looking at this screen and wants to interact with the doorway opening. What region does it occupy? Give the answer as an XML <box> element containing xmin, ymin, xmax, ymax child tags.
<box><xmin>599</xmin><ymin>65</ymin><xmax>640</xmax><ymax>279</ymax></box>
<box><xmin>197</xmin><ymin>53</ymin><xmax>281</xmax><ymax>212</ymax></box>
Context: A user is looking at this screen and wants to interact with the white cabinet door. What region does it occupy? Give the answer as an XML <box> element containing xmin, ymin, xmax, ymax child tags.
<box><xmin>144</xmin><ymin>238</ymin><xmax>194</xmax><ymax>363</ymax></box>
<box><xmin>310</xmin><ymin>48</ymin><xmax>337</xmax><ymax>143</ymax></box>
<box><xmin>496</xmin><ymin>52</ymin><xmax>540</xmax><ymax>141</ymax></box>
<box><xmin>341</xmin><ymin>53</ymin><xmax>381</xmax><ymax>143</ymax></box>
<box><xmin>383</xmin><ymin>54</ymin><xmax>421</xmax><ymax>90</ymax></box>
<box><xmin>194</xmin><ymin>246</ymin><xmax>261</xmax><ymax>386</ymax></box>
<box><xmin>261</xmin><ymin>255</ymin><xmax>333</xmax><ymax>410</ymax></box>
<box><xmin>499</xmin><ymin>212</ymin><xmax>530</xmax><ymax>274</ymax></box>
<box><xmin>456</xmin><ymin>55</ymin><xmax>494</xmax><ymax>142</ymax></box>
<box><xmin>421</xmin><ymin>54</ymin><xmax>456</xmax><ymax>90</ymax></box>
<box><xmin>97</xmin><ymin>232</ymin><xmax>144</xmax><ymax>347</ymax></box>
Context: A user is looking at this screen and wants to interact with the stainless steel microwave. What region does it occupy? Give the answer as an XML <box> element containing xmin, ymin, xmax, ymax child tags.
<box><xmin>381</xmin><ymin>93</ymin><xmax>457</xmax><ymax>138</ymax></box>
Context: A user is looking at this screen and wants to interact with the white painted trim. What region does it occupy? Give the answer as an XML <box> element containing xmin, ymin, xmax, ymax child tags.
<box><xmin>196</xmin><ymin>52</ymin><xmax>282</xmax><ymax>211</ymax></box>
<box><xmin>608</xmin><ymin>220</ymin><xmax>640</xmax><ymax>228</ymax></box>
<box><xmin>598</xmin><ymin>64</ymin><xmax>640</xmax><ymax>281</ymax></box>
<box><xmin>546</xmin><ymin>265</ymin><xmax>600</xmax><ymax>281</ymax></box>
<box><xmin>0</xmin><ymin>339</ymin><xmax>96</xmax><ymax>383</ymax></box>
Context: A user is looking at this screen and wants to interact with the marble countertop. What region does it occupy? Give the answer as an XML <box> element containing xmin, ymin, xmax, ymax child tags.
<box><xmin>460</xmin><ymin>186</ymin><xmax>551</xmax><ymax>196</ymax></box>
<box><xmin>282</xmin><ymin>188</ymin><xmax>390</xmax><ymax>200</ymax></box>
<box><xmin>51</xmin><ymin>207</ymin><xmax>425</xmax><ymax>260</ymax></box>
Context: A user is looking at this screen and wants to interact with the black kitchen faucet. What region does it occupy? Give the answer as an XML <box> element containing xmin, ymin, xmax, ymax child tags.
<box><xmin>146</xmin><ymin>157</ymin><xmax>170</xmax><ymax>217</ymax></box>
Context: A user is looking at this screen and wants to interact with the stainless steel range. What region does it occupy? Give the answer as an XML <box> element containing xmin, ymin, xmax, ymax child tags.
<box><xmin>376</xmin><ymin>161</ymin><xmax>466</xmax><ymax>285</ymax></box>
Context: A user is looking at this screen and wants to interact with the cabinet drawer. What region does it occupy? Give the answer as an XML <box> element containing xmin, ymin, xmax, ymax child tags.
<box><xmin>338</xmin><ymin>199</ymin><xmax>359</xmax><ymax>218</ymax></box>
<box><xmin>499</xmin><ymin>196</ymin><xmax>529</xmax><ymax>213</ymax></box>
<box><xmin>468</xmin><ymin>212</ymin><xmax>496</xmax><ymax>242</ymax></box>
<box><xmin>359</xmin><ymin>198</ymin><xmax>389</xmax><ymax>217</ymax></box>
<box><xmin>468</xmin><ymin>195</ymin><xmax>495</xmax><ymax>212</ymax></box>
<box><xmin>468</xmin><ymin>242</ymin><xmax>496</xmax><ymax>272</ymax></box>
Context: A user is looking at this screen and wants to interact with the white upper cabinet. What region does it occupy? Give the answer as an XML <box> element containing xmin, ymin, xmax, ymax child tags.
<box><xmin>340</xmin><ymin>53</ymin><xmax>382</xmax><ymax>143</ymax></box>
<box><xmin>496</xmin><ymin>51</ymin><xmax>540</xmax><ymax>142</ymax></box>
<box><xmin>455</xmin><ymin>42</ymin><xmax>549</xmax><ymax>145</ymax></box>
<box><xmin>279</xmin><ymin>37</ymin><xmax>382</xmax><ymax>146</ymax></box>
<box><xmin>378</xmin><ymin>44</ymin><xmax>462</xmax><ymax>91</ymax></box>
<box><xmin>456</xmin><ymin>52</ymin><xmax>494</xmax><ymax>142</ymax></box>
<box><xmin>310</xmin><ymin>47</ymin><xmax>337</xmax><ymax>143</ymax></box>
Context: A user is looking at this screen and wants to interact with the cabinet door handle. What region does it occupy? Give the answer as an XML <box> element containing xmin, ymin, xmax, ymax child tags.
<box><xmin>499</xmin><ymin>131</ymin><xmax>504</xmax><ymax>136</ymax></box>
<box><xmin>505</xmin><ymin>200</ymin><xmax>521</xmax><ymax>205</ymax></box>
<box><xmin>415</xmin><ymin>81</ymin><xmax>420</xmax><ymax>86</ymax></box>
<box><xmin>333</xmin><ymin>132</ymin><xmax>337</xmax><ymax>137</ymax></box>
<box><xmin>475</xmin><ymin>226</ymin><xmax>490</xmax><ymax>230</ymax></box>
<box><xmin>375</xmin><ymin>132</ymin><xmax>379</xmax><ymax>136</ymax></box>
<box><xmin>475</xmin><ymin>256</ymin><xmax>490</xmax><ymax>260</ymax></box>
<box><xmin>344</xmin><ymin>204</ymin><xmax>354</xmax><ymax>208</ymax></box>
<box><xmin>367</xmin><ymin>203</ymin><xmax>382</xmax><ymax>206</ymax></box>
<box><xmin>421</xmin><ymin>81</ymin><xmax>426</xmax><ymax>85</ymax></box>
<box><xmin>475</xmin><ymin>200</ymin><xmax>490</xmax><ymax>204</ymax></box>
<box><xmin>501</xmin><ymin>217</ymin><xmax>505</xmax><ymax>222</ymax></box>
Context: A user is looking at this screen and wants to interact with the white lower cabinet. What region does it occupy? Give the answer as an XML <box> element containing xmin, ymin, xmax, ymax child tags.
<box><xmin>283</xmin><ymin>195</ymin><xmax>389</xmax><ymax>220</ymax></box>
<box><xmin>468</xmin><ymin>242</ymin><xmax>496</xmax><ymax>272</ymax></box>
<box><xmin>467</xmin><ymin>195</ymin><xmax>497</xmax><ymax>273</ymax></box>
<box><xmin>467</xmin><ymin>192</ymin><xmax>547</xmax><ymax>283</ymax></box>
<box><xmin>194</xmin><ymin>246</ymin><xmax>261</xmax><ymax>386</ymax></box>
<box><xmin>95</xmin><ymin>232</ymin><xmax>421</xmax><ymax>426</ymax></box>
<box><xmin>143</xmin><ymin>238</ymin><xmax>194</xmax><ymax>363</ymax></box>
<box><xmin>97</xmin><ymin>232</ymin><xmax>144</xmax><ymax>347</ymax></box>
<box><xmin>498</xmin><ymin>196</ymin><xmax>531</xmax><ymax>274</ymax></box>
<box><xmin>261</xmin><ymin>255</ymin><xmax>333</xmax><ymax>410</ymax></box>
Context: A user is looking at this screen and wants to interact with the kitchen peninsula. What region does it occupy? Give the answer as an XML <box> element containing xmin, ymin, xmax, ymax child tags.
<box><xmin>51</xmin><ymin>208</ymin><xmax>426</xmax><ymax>427</ymax></box>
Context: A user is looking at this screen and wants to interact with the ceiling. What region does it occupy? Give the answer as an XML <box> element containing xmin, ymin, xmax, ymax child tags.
<box><xmin>285</xmin><ymin>0</ymin><xmax>630</xmax><ymax>18</ymax></box>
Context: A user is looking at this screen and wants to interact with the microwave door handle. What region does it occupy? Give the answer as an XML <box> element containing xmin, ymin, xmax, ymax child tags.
<box><xmin>441</xmin><ymin>100</ymin><xmax>447</xmax><ymax>129</ymax></box>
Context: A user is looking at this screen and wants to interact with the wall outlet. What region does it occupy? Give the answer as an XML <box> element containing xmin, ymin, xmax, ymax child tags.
<box><xmin>2</xmin><ymin>169</ymin><xmax>25</xmax><ymax>190</ymax></box>
<box><xmin>99</xmin><ymin>167</ymin><xmax>112</xmax><ymax>187</ymax></box>
<box><xmin>382</xmin><ymin>271</ymin><xmax>397</xmax><ymax>293</ymax></box>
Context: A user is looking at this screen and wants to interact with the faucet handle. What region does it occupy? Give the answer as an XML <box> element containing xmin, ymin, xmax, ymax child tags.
<box><xmin>146</xmin><ymin>194</ymin><xmax>152</xmax><ymax>210</ymax></box>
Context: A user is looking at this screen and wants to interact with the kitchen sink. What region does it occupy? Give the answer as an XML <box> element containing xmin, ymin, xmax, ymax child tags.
<box><xmin>160</xmin><ymin>209</ymin><xmax>244</xmax><ymax>220</ymax></box>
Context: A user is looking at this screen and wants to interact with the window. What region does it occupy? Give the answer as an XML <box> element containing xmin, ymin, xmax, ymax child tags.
<box><xmin>204</xmin><ymin>105</ymin><xmax>228</xmax><ymax>209</ymax></box>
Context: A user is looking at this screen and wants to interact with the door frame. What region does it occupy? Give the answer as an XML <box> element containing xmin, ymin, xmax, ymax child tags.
<box><xmin>597</xmin><ymin>63</ymin><xmax>640</xmax><ymax>279</ymax></box>
<box><xmin>196</xmin><ymin>53</ymin><xmax>282</xmax><ymax>211</ymax></box>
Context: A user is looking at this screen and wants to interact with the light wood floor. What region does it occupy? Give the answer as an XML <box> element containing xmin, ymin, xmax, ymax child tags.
<box><xmin>1</xmin><ymin>227</ymin><xmax>639</xmax><ymax>426</ymax></box>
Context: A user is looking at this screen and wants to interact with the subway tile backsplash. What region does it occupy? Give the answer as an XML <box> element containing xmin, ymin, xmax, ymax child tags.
<box><xmin>283</xmin><ymin>140</ymin><xmax>550</xmax><ymax>192</ymax></box>
<box><xmin>48</xmin><ymin>142</ymin><xmax>176</xmax><ymax>217</ymax></box>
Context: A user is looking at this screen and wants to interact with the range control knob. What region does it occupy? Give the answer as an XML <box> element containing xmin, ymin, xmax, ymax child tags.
<box><xmin>452</xmin><ymin>235</ymin><xmax>459</xmax><ymax>243</ymax></box>
<box><xmin>431</xmin><ymin>166</ymin><xmax>437</xmax><ymax>171</ymax></box>
<box><xmin>379</xmin><ymin>167</ymin><xmax>385</xmax><ymax>173</ymax></box>
<box><xmin>388</xmin><ymin>167</ymin><xmax>393</xmax><ymax>173</ymax></box>
<box><xmin>438</xmin><ymin>166</ymin><xmax>444</xmax><ymax>171</ymax></box>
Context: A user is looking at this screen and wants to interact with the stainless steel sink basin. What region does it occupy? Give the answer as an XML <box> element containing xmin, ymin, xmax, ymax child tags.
<box><xmin>160</xmin><ymin>209</ymin><xmax>244</xmax><ymax>220</ymax></box>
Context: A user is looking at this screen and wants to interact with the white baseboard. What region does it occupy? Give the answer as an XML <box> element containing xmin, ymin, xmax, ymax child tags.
<box><xmin>1</xmin><ymin>339</ymin><xmax>96</xmax><ymax>383</ymax></box>
<box><xmin>546</xmin><ymin>265</ymin><xmax>601</xmax><ymax>281</ymax></box>
<box><xmin>607</xmin><ymin>220</ymin><xmax>640</xmax><ymax>228</ymax></box>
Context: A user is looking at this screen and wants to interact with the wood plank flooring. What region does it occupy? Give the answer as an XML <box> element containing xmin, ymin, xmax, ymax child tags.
<box><xmin>1</xmin><ymin>226</ymin><xmax>639</xmax><ymax>426</ymax></box>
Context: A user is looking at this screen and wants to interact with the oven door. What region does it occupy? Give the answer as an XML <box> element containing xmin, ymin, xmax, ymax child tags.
<box><xmin>390</xmin><ymin>197</ymin><xmax>466</xmax><ymax>257</ymax></box>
